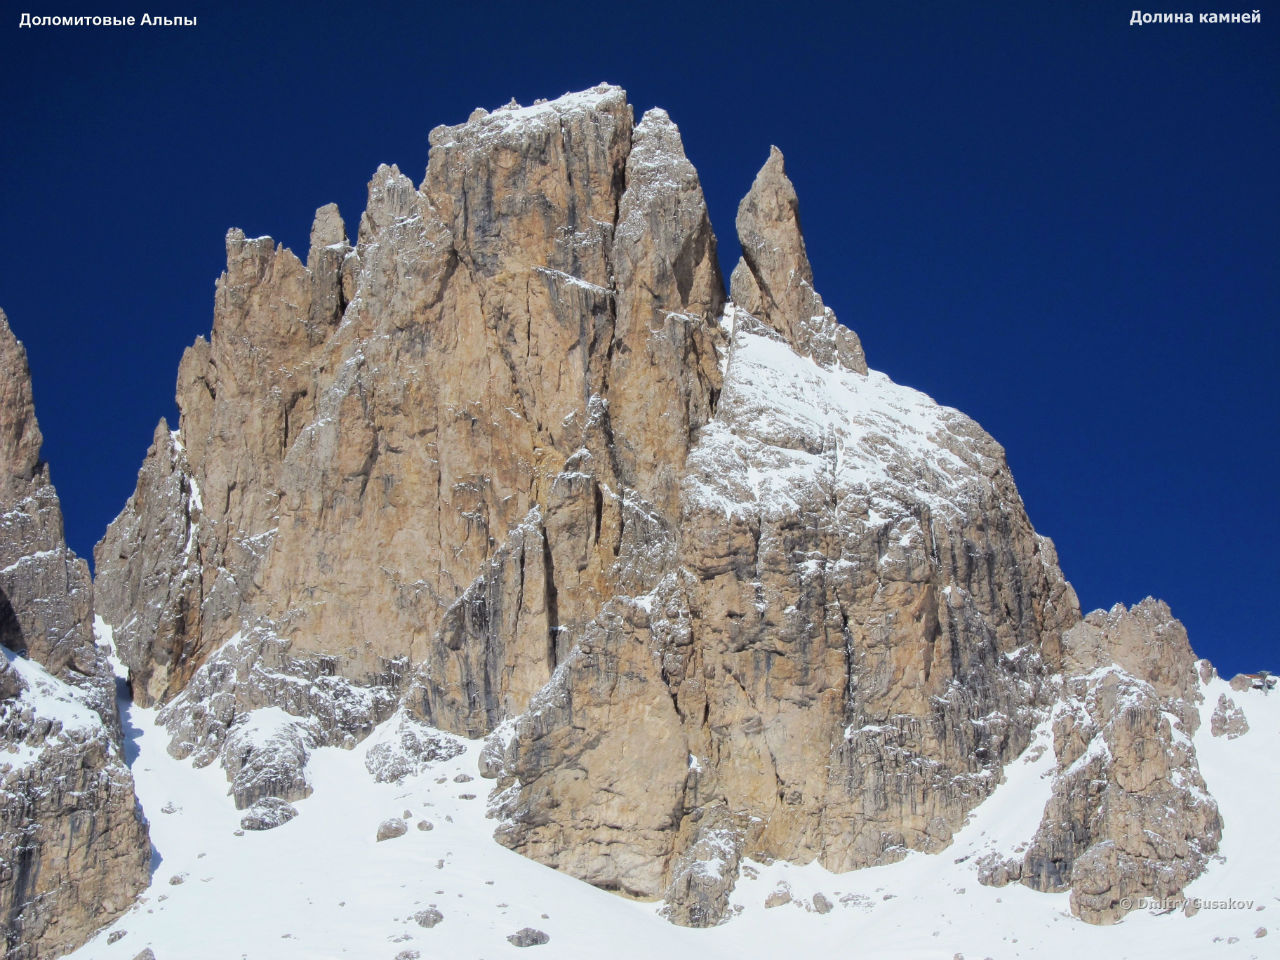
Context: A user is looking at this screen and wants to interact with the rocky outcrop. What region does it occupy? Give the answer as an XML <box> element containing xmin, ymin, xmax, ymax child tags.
<box><xmin>96</xmin><ymin>85</ymin><xmax>726</xmax><ymax>805</ymax></box>
<box><xmin>0</xmin><ymin>651</ymin><xmax>150</xmax><ymax>960</ymax></box>
<box><xmin>483</xmin><ymin>138</ymin><xmax>1077</xmax><ymax>913</ymax></box>
<box><xmin>0</xmin><ymin>312</ymin><xmax>149</xmax><ymax>959</ymax></box>
<box><xmin>729</xmin><ymin>147</ymin><xmax>865</xmax><ymax>373</ymax></box>
<box><xmin>487</xmin><ymin>299</ymin><xmax>1078</xmax><ymax>912</ymax></box>
<box><xmin>376</xmin><ymin>817</ymin><xmax>408</xmax><ymax>842</ymax></box>
<box><xmin>155</xmin><ymin>626</ymin><xmax>400</xmax><ymax>808</ymax></box>
<box><xmin>413</xmin><ymin>908</ymin><xmax>443</xmax><ymax>928</ymax></box>
<box><xmin>0</xmin><ymin>312</ymin><xmax>101</xmax><ymax>703</ymax></box>
<box><xmin>658</xmin><ymin>805</ymin><xmax>748</xmax><ymax>927</ymax></box>
<box><xmin>1059</xmin><ymin>598</ymin><xmax>1202</xmax><ymax>710</ymax></box>
<box><xmin>92</xmin><ymin>421</ymin><xmax>203</xmax><ymax>710</ymax></box>
<box><xmin>239</xmin><ymin>796</ymin><xmax>297</xmax><ymax>831</ymax></box>
<box><xmin>1211</xmin><ymin>693</ymin><xmax>1248</xmax><ymax>739</ymax></box>
<box><xmin>507</xmin><ymin>927</ymin><xmax>550</xmax><ymax>947</ymax></box>
<box><xmin>1007</xmin><ymin>600</ymin><xmax>1221</xmax><ymax>923</ymax></box>
<box><xmin>95</xmin><ymin>85</ymin><xmax>1220</xmax><ymax>931</ymax></box>
<box><xmin>364</xmin><ymin>712</ymin><xmax>465</xmax><ymax>783</ymax></box>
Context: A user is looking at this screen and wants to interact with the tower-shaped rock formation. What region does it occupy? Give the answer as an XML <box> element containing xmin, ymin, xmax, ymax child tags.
<box><xmin>0</xmin><ymin>310</ymin><xmax>149</xmax><ymax>960</ymax></box>
<box><xmin>94</xmin><ymin>85</ymin><xmax>1219</xmax><ymax>929</ymax></box>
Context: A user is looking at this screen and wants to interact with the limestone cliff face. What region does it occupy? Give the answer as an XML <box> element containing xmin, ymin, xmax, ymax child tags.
<box><xmin>0</xmin><ymin>311</ymin><xmax>149</xmax><ymax>960</ymax></box>
<box><xmin>0</xmin><ymin>312</ymin><xmax>99</xmax><ymax>695</ymax></box>
<box><xmin>97</xmin><ymin>86</ymin><xmax>726</xmax><ymax>802</ymax></box>
<box><xmin>486</xmin><ymin>305</ymin><xmax>1079</xmax><ymax>902</ymax></box>
<box><xmin>481</xmin><ymin>130</ymin><xmax>1076</xmax><ymax>906</ymax></box>
<box><xmin>978</xmin><ymin>600</ymin><xmax>1221</xmax><ymax>924</ymax></box>
<box><xmin>96</xmin><ymin>85</ymin><xmax>1217</xmax><ymax>928</ymax></box>
<box><xmin>1024</xmin><ymin>601</ymin><xmax>1220</xmax><ymax>924</ymax></box>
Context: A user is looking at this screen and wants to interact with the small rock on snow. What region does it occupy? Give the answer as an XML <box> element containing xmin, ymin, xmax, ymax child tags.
<box><xmin>377</xmin><ymin>818</ymin><xmax>408</xmax><ymax>841</ymax></box>
<box><xmin>507</xmin><ymin>927</ymin><xmax>550</xmax><ymax>947</ymax></box>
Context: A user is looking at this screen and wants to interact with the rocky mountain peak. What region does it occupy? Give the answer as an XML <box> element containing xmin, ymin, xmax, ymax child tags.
<box><xmin>80</xmin><ymin>84</ymin><xmax>1228</xmax><ymax>940</ymax></box>
<box><xmin>729</xmin><ymin>147</ymin><xmax>867</xmax><ymax>373</ymax></box>
<box><xmin>0</xmin><ymin>311</ymin><xmax>96</xmax><ymax>682</ymax></box>
<box><xmin>0</xmin><ymin>310</ymin><xmax>44</xmax><ymax>489</ymax></box>
<box><xmin>1063</xmin><ymin>597</ymin><xmax>1201</xmax><ymax>708</ymax></box>
<box><xmin>0</xmin><ymin>310</ymin><xmax>150</xmax><ymax>959</ymax></box>
<box><xmin>308</xmin><ymin>201</ymin><xmax>348</xmax><ymax>260</ymax></box>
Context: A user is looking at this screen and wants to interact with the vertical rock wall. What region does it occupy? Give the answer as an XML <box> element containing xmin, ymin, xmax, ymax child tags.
<box><xmin>0</xmin><ymin>311</ymin><xmax>149</xmax><ymax>960</ymax></box>
<box><xmin>92</xmin><ymin>85</ymin><xmax>1220</xmax><ymax>930</ymax></box>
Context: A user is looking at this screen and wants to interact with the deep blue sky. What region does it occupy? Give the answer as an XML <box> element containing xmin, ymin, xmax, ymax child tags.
<box><xmin>1</xmin><ymin>2</ymin><xmax>1275</xmax><ymax>676</ymax></box>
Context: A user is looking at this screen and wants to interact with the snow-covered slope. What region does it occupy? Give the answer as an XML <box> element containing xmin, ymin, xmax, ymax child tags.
<box><xmin>0</xmin><ymin>646</ymin><xmax>105</xmax><ymax>770</ymax></box>
<box><xmin>71</xmin><ymin>641</ymin><xmax>1279</xmax><ymax>960</ymax></box>
<box><xmin>0</xmin><ymin>640</ymin><xmax>149</xmax><ymax>959</ymax></box>
<box><xmin>688</xmin><ymin>312</ymin><xmax>1002</xmax><ymax>526</ymax></box>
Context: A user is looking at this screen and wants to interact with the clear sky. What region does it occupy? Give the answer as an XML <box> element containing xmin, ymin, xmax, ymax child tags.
<box><xmin>1</xmin><ymin>1</ymin><xmax>1275</xmax><ymax>676</ymax></box>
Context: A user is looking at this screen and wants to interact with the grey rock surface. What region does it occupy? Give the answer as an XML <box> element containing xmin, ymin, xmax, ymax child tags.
<box><xmin>239</xmin><ymin>797</ymin><xmax>299</xmax><ymax>831</ymax></box>
<box><xmin>412</xmin><ymin>908</ymin><xmax>443</xmax><ymax>928</ymax></box>
<box><xmin>0</xmin><ymin>311</ymin><xmax>150</xmax><ymax>959</ymax></box>
<box><xmin>1012</xmin><ymin>601</ymin><xmax>1221</xmax><ymax>924</ymax></box>
<box><xmin>376</xmin><ymin>817</ymin><xmax>408</xmax><ymax>842</ymax></box>
<box><xmin>1211</xmin><ymin>693</ymin><xmax>1249</xmax><ymax>739</ymax></box>
<box><xmin>507</xmin><ymin>927</ymin><xmax>549</xmax><ymax>947</ymax></box>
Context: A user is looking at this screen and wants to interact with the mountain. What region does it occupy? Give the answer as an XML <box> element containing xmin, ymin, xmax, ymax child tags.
<box><xmin>0</xmin><ymin>311</ymin><xmax>149</xmax><ymax>959</ymax></box>
<box><xmin>1</xmin><ymin>85</ymin><xmax>1271</xmax><ymax>959</ymax></box>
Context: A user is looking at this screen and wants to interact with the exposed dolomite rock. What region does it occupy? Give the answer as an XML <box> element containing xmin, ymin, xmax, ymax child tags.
<box><xmin>93</xmin><ymin>85</ymin><xmax>1223</xmax><ymax>931</ymax></box>
<box><xmin>156</xmin><ymin>626</ymin><xmax>402</xmax><ymax>807</ymax></box>
<box><xmin>483</xmin><ymin>146</ymin><xmax>1078</xmax><ymax>914</ymax></box>
<box><xmin>0</xmin><ymin>312</ymin><xmax>149</xmax><ymax>959</ymax></box>
<box><xmin>0</xmin><ymin>649</ymin><xmax>149</xmax><ymax>960</ymax></box>
<box><xmin>1210</xmin><ymin>693</ymin><xmax>1248</xmax><ymax>739</ymax></box>
<box><xmin>239</xmin><ymin>796</ymin><xmax>298</xmax><ymax>831</ymax></box>
<box><xmin>729</xmin><ymin>146</ymin><xmax>866</xmax><ymax>374</ymax></box>
<box><xmin>364</xmin><ymin>711</ymin><xmax>466</xmax><ymax>783</ymax></box>
<box><xmin>0</xmin><ymin>312</ymin><xmax>103</xmax><ymax>705</ymax></box>
<box><xmin>92</xmin><ymin>421</ymin><xmax>203</xmax><ymax>710</ymax></box>
<box><xmin>489</xmin><ymin>304</ymin><xmax>1079</xmax><ymax>915</ymax></box>
<box><xmin>1009</xmin><ymin>600</ymin><xmax>1221</xmax><ymax>924</ymax></box>
<box><xmin>658</xmin><ymin>804</ymin><xmax>748</xmax><ymax>927</ymax></box>
<box><xmin>98</xmin><ymin>86</ymin><xmax>725</xmax><ymax>769</ymax></box>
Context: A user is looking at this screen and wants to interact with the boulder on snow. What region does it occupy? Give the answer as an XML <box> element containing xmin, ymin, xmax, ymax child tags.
<box><xmin>240</xmin><ymin>797</ymin><xmax>300</xmax><ymax>831</ymax></box>
<box><xmin>413</xmin><ymin>908</ymin><xmax>443</xmax><ymax>928</ymax></box>
<box><xmin>377</xmin><ymin>818</ymin><xmax>408</xmax><ymax>841</ymax></box>
<box><xmin>1211</xmin><ymin>694</ymin><xmax>1249</xmax><ymax>739</ymax></box>
<box><xmin>507</xmin><ymin>927</ymin><xmax>550</xmax><ymax>947</ymax></box>
<box><xmin>764</xmin><ymin>884</ymin><xmax>792</xmax><ymax>908</ymax></box>
<box><xmin>364</xmin><ymin>714</ymin><xmax>466</xmax><ymax>783</ymax></box>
